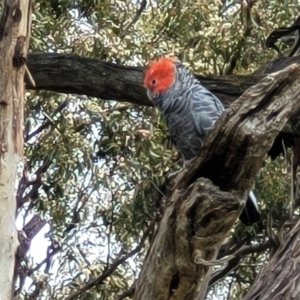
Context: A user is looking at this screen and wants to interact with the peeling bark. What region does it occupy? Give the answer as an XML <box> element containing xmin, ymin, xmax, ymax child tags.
<box><xmin>133</xmin><ymin>64</ymin><xmax>300</xmax><ymax>300</ymax></box>
<box><xmin>243</xmin><ymin>219</ymin><xmax>300</xmax><ymax>300</ymax></box>
<box><xmin>0</xmin><ymin>0</ymin><xmax>32</xmax><ymax>298</ymax></box>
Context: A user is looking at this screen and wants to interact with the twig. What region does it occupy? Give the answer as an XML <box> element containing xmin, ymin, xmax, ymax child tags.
<box><xmin>25</xmin><ymin>64</ymin><xmax>35</xmax><ymax>87</ymax></box>
<box><xmin>25</xmin><ymin>95</ymin><xmax>70</xmax><ymax>142</ymax></box>
<box><xmin>18</xmin><ymin>159</ymin><xmax>51</xmax><ymax>209</ymax></box>
<box><xmin>224</xmin><ymin>0</ymin><xmax>256</xmax><ymax>75</ymax></box>
<box><xmin>120</xmin><ymin>0</ymin><xmax>147</xmax><ymax>37</ymax></box>
<box><xmin>27</xmin><ymin>239</ymin><xmax>61</xmax><ymax>276</ymax></box>
<box><xmin>115</xmin><ymin>285</ymin><xmax>135</xmax><ymax>300</ymax></box>
<box><xmin>209</xmin><ymin>240</ymin><xmax>273</xmax><ymax>287</ymax></box>
<box><xmin>64</xmin><ymin>219</ymin><xmax>155</xmax><ymax>300</ymax></box>
<box><xmin>14</xmin><ymin>215</ymin><xmax>47</xmax><ymax>296</ymax></box>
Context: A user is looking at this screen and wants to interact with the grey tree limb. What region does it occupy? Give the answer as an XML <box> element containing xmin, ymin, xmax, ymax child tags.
<box><xmin>133</xmin><ymin>64</ymin><xmax>300</xmax><ymax>300</ymax></box>
<box><xmin>26</xmin><ymin>53</ymin><xmax>300</xmax><ymax>135</ymax></box>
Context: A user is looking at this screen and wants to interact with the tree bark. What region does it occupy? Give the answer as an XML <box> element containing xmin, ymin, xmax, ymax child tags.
<box><xmin>133</xmin><ymin>64</ymin><xmax>300</xmax><ymax>300</ymax></box>
<box><xmin>0</xmin><ymin>1</ymin><xmax>32</xmax><ymax>298</ymax></box>
<box><xmin>243</xmin><ymin>219</ymin><xmax>300</xmax><ymax>300</ymax></box>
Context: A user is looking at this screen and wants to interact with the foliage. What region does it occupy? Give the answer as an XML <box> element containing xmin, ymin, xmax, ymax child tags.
<box><xmin>14</xmin><ymin>0</ymin><xmax>300</xmax><ymax>299</ymax></box>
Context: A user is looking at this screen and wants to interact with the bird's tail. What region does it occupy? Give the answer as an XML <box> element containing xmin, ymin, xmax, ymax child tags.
<box><xmin>239</xmin><ymin>191</ymin><xmax>260</xmax><ymax>226</ymax></box>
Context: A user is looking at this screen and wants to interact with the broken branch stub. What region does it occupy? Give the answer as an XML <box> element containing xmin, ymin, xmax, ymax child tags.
<box><xmin>134</xmin><ymin>179</ymin><xmax>239</xmax><ymax>300</ymax></box>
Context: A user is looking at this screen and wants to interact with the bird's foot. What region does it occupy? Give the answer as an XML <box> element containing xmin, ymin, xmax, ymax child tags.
<box><xmin>166</xmin><ymin>168</ymin><xmax>183</xmax><ymax>181</ymax></box>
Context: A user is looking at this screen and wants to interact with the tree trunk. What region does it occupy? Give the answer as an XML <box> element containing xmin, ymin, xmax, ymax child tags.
<box><xmin>243</xmin><ymin>219</ymin><xmax>300</xmax><ymax>300</ymax></box>
<box><xmin>133</xmin><ymin>64</ymin><xmax>300</xmax><ymax>300</ymax></box>
<box><xmin>0</xmin><ymin>1</ymin><xmax>32</xmax><ymax>298</ymax></box>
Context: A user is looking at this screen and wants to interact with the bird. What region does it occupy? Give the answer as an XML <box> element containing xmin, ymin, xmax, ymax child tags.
<box><xmin>143</xmin><ymin>56</ymin><xmax>259</xmax><ymax>226</ymax></box>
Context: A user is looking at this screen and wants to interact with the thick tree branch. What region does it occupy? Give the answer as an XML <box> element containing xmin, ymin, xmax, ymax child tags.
<box><xmin>27</xmin><ymin>53</ymin><xmax>152</xmax><ymax>106</ymax></box>
<box><xmin>26</xmin><ymin>53</ymin><xmax>300</xmax><ymax>136</ymax></box>
<box><xmin>133</xmin><ymin>64</ymin><xmax>300</xmax><ymax>300</ymax></box>
<box><xmin>243</xmin><ymin>219</ymin><xmax>300</xmax><ymax>300</ymax></box>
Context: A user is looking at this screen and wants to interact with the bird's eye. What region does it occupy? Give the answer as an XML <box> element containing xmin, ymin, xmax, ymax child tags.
<box><xmin>152</xmin><ymin>79</ymin><xmax>156</xmax><ymax>85</ymax></box>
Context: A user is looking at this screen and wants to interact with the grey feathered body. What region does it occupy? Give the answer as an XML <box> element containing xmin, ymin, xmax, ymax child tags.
<box><xmin>149</xmin><ymin>60</ymin><xmax>260</xmax><ymax>225</ymax></box>
<box><xmin>152</xmin><ymin>61</ymin><xmax>224</xmax><ymax>161</ymax></box>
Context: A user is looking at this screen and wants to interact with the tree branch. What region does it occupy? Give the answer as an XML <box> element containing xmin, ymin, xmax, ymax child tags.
<box><xmin>243</xmin><ymin>219</ymin><xmax>300</xmax><ymax>299</ymax></box>
<box><xmin>26</xmin><ymin>53</ymin><xmax>300</xmax><ymax>137</ymax></box>
<box><xmin>25</xmin><ymin>95</ymin><xmax>69</xmax><ymax>142</ymax></box>
<box><xmin>64</xmin><ymin>219</ymin><xmax>156</xmax><ymax>300</ymax></box>
<box><xmin>209</xmin><ymin>240</ymin><xmax>274</xmax><ymax>287</ymax></box>
<box><xmin>119</xmin><ymin>0</ymin><xmax>147</xmax><ymax>37</ymax></box>
<box><xmin>133</xmin><ymin>64</ymin><xmax>300</xmax><ymax>300</ymax></box>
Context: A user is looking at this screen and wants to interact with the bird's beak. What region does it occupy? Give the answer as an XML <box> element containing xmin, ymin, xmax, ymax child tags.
<box><xmin>146</xmin><ymin>88</ymin><xmax>153</xmax><ymax>101</ymax></box>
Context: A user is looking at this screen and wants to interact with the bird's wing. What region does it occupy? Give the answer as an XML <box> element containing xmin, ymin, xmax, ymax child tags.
<box><xmin>190</xmin><ymin>84</ymin><xmax>225</xmax><ymax>138</ymax></box>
